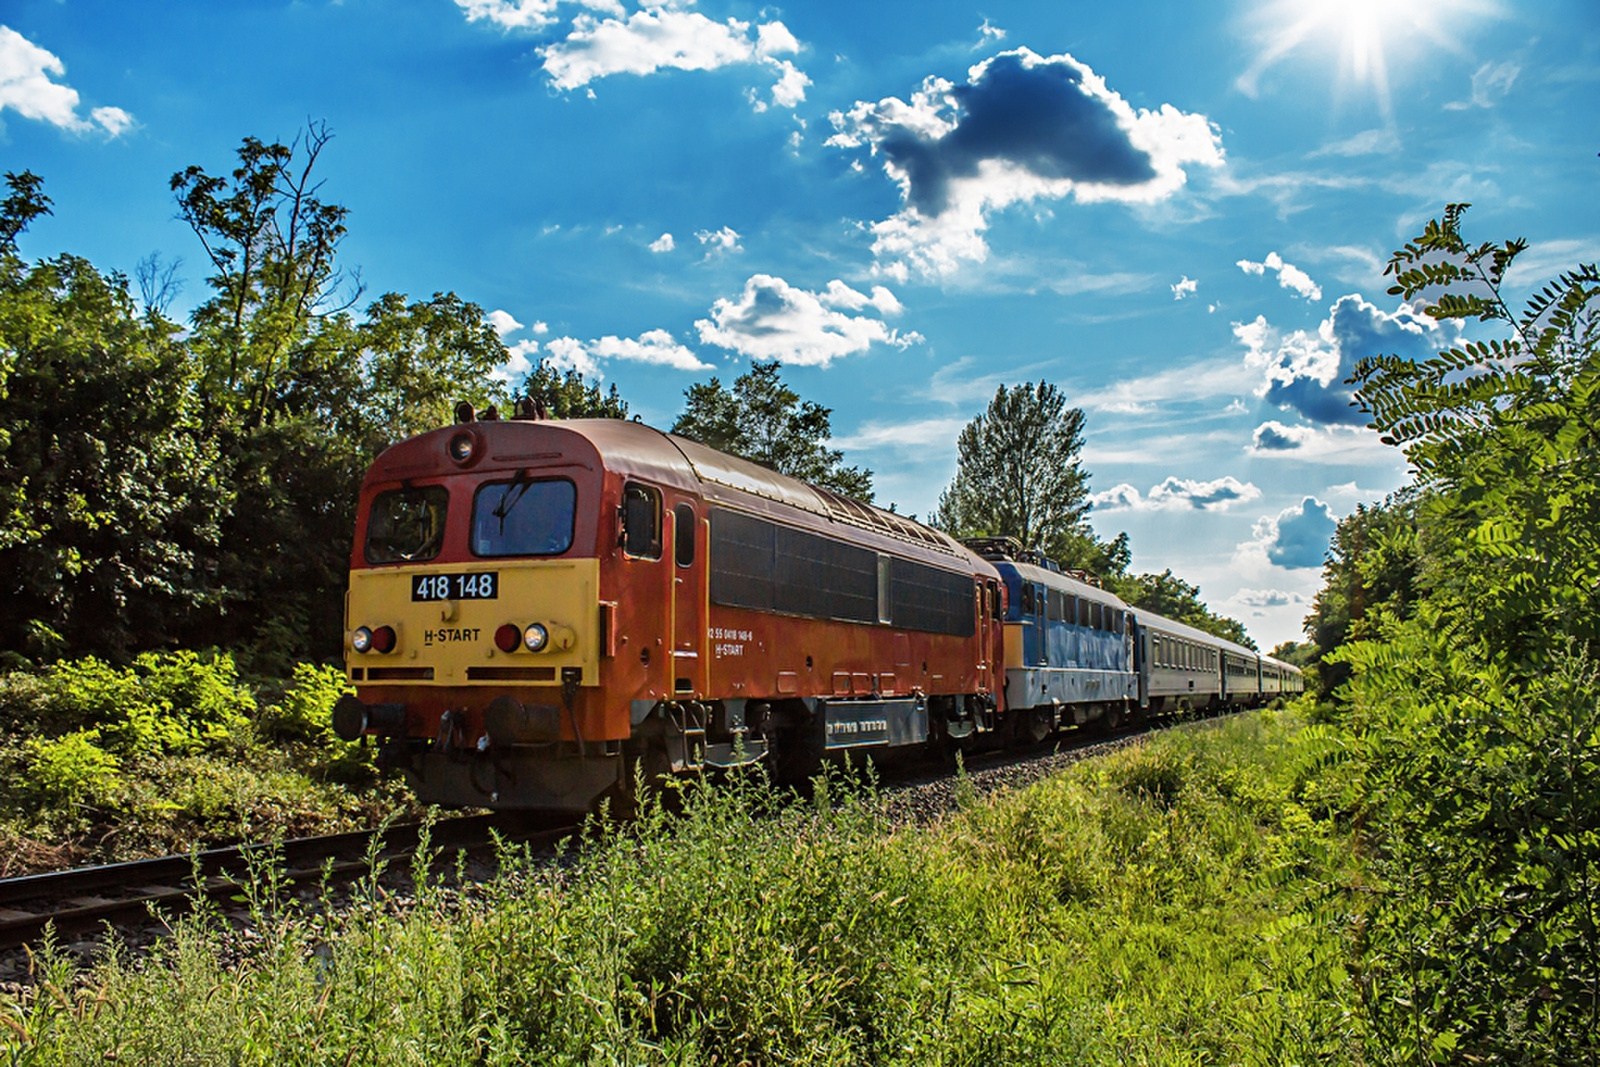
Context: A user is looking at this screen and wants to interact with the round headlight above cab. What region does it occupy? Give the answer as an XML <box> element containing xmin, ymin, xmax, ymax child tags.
<box><xmin>523</xmin><ymin>623</ymin><xmax>549</xmax><ymax>653</ymax></box>
<box><xmin>447</xmin><ymin>431</ymin><xmax>478</xmax><ymax>466</ymax></box>
<box><xmin>351</xmin><ymin>626</ymin><xmax>374</xmax><ymax>653</ymax></box>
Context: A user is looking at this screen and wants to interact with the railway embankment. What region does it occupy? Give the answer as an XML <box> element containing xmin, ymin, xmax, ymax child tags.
<box><xmin>4</xmin><ymin>707</ymin><xmax>1374</xmax><ymax>1064</ymax></box>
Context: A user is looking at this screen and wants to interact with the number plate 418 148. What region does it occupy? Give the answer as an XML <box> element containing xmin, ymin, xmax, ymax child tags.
<box><xmin>412</xmin><ymin>572</ymin><xmax>498</xmax><ymax>601</ymax></box>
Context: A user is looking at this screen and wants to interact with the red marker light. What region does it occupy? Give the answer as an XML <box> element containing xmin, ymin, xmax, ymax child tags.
<box><xmin>495</xmin><ymin>623</ymin><xmax>520</xmax><ymax>653</ymax></box>
<box><xmin>372</xmin><ymin>625</ymin><xmax>397</xmax><ymax>654</ymax></box>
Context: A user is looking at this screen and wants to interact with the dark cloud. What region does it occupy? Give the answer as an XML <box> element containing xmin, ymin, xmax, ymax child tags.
<box><xmin>1252</xmin><ymin>422</ymin><xmax>1306</xmax><ymax>451</ymax></box>
<box><xmin>1242</xmin><ymin>295</ymin><xmax>1455</xmax><ymax>427</ymax></box>
<box><xmin>1259</xmin><ymin>497</ymin><xmax>1337</xmax><ymax>569</ymax></box>
<box><xmin>880</xmin><ymin>52</ymin><xmax>1157</xmax><ymax>216</ymax></box>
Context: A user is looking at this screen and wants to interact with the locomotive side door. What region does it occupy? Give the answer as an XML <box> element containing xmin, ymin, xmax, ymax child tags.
<box><xmin>668</xmin><ymin>499</ymin><xmax>706</xmax><ymax>696</ymax></box>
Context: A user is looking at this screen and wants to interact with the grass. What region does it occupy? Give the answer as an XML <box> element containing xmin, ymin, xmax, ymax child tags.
<box><xmin>2</xmin><ymin>708</ymin><xmax>1371</xmax><ymax>1064</ymax></box>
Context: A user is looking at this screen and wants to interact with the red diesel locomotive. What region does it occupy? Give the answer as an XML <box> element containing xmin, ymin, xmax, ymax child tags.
<box><xmin>332</xmin><ymin>406</ymin><xmax>1007</xmax><ymax>811</ymax></box>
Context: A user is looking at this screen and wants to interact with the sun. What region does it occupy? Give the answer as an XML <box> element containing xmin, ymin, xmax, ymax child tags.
<box><xmin>1237</xmin><ymin>0</ymin><xmax>1492</xmax><ymax>121</ymax></box>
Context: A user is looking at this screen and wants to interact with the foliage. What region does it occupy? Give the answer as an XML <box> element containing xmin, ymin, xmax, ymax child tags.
<box><xmin>1304</xmin><ymin>490</ymin><xmax>1422</xmax><ymax>698</ymax></box>
<box><xmin>0</xmin><ymin>185</ymin><xmax>229</xmax><ymax>659</ymax></box>
<box><xmin>519</xmin><ymin>359</ymin><xmax>630</xmax><ymax>419</ymax></box>
<box><xmin>3</xmin><ymin>712</ymin><xmax>1367</xmax><ymax>1064</ymax></box>
<box><xmin>931</xmin><ymin>381</ymin><xmax>1090</xmax><ymax>558</ymax></box>
<box><xmin>1307</xmin><ymin>205</ymin><xmax>1600</xmax><ymax>1062</ymax></box>
<box><xmin>2</xmin><ymin>131</ymin><xmax>515</xmax><ymax>670</ymax></box>
<box><xmin>672</xmin><ymin>359</ymin><xmax>873</xmax><ymax>500</ymax></box>
<box><xmin>0</xmin><ymin>653</ymin><xmax>399</xmax><ymax>866</ymax></box>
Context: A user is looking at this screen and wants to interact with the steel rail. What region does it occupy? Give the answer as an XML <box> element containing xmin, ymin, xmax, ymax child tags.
<box><xmin>0</xmin><ymin>812</ymin><xmax>576</xmax><ymax>950</ymax></box>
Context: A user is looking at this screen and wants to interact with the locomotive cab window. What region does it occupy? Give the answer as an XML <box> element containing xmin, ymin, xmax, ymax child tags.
<box><xmin>1021</xmin><ymin>583</ymin><xmax>1034</xmax><ymax>617</ymax></box>
<box><xmin>366</xmin><ymin>486</ymin><xmax>449</xmax><ymax>564</ymax></box>
<box><xmin>674</xmin><ymin>503</ymin><xmax>696</xmax><ymax>567</ymax></box>
<box><xmin>621</xmin><ymin>483</ymin><xmax>661</xmax><ymax>559</ymax></box>
<box><xmin>471</xmin><ymin>477</ymin><xmax>575</xmax><ymax>557</ymax></box>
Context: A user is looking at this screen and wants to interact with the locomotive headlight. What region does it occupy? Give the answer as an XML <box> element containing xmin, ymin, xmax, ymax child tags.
<box><xmin>447</xmin><ymin>432</ymin><xmax>476</xmax><ymax>465</ymax></box>
<box><xmin>352</xmin><ymin>626</ymin><xmax>374</xmax><ymax>653</ymax></box>
<box><xmin>523</xmin><ymin>623</ymin><xmax>549</xmax><ymax>652</ymax></box>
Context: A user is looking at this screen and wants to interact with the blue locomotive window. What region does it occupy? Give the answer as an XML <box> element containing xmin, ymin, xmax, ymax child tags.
<box><xmin>471</xmin><ymin>478</ymin><xmax>576</xmax><ymax>557</ymax></box>
<box><xmin>366</xmin><ymin>486</ymin><xmax>449</xmax><ymax>564</ymax></box>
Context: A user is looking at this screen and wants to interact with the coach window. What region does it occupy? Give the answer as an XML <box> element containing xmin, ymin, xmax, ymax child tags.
<box><xmin>988</xmin><ymin>580</ymin><xmax>1002</xmax><ymax>618</ymax></box>
<box><xmin>621</xmin><ymin>482</ymin><xmax>661</xmax><ymax>559</ymax></box>
<box><xmin>674</xmin><ymin>503</ymin><xmax>696</xmax><ymax>566</ymax></box>
<box><xmin>1047</xmin><ymin>589</ymin><xmax>1060</xmax><ymax>621</ymax></box>
<box><xmin>1020</xmin><ymin>582</ymin><xmax>1034</xmax><ymax>617</ymax></box>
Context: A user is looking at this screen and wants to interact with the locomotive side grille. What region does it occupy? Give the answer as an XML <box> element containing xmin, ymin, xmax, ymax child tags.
<box><xmin>365</xmin><ymin>667</ymin><xmax>435</xmax><ymax>681</ymax></box>
<box><xmin>709</xmin><ymin>508</ymin><xmax>974</xmax><ymax>636</ymax></box>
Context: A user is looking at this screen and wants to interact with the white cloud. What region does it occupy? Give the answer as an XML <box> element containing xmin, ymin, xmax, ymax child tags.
<box><xmin>1074</xmin><ymin>356</ymin><xmax>1258</xmax><ymax>416</ymax></box>
<box><xmin>1239</xmin><ymin>497</ymin><xmax>1337</xmax><ymax>570</ymax></box>
<box><xmin>543</xmin><ymin>335</ymin><xmax>599</xmax><ymax>378</ymax></box>
<box><xmin>1236</xmin><ymin>251</ymin><xmax>1321</xmax><ymax>300</ymax></box>
<box><xmin>492</xmin><ymin>338</ymin><xmax>544</xmax><ymax>387</ymax></box>
<box><xmin>695</xmin><ymin>225</ymin><xmax>742</xmax><ymax>253</ymax></box>
<box><xmin>695</xmin><ymin>274</ymin><xmax>920</xmax><ymax>367</ymax></box>
<box><xmin>1090</xmin><ymin>475</ymin><xmax>1261</xmax><ymax>512</ymax></box>
<box><xmin>0</xmin><ymin>26</ymin><xmax>133</xmax><ymax>136</ymax></box>
<box><xmin>1445</xmin><ymin>60</ymin><xmax>1519</xmax><ymax>110</ymax></box>
<box><xmin>649</xmin><ymin>232</ymin><xmax>675</xmax><ymax>253</ymax></box>
<box><xmin>1232</xmin><ymin>588</ymin><xmax>1306</xmax><ymax>609</ymax></box>
<box><xmin>1309</xmin><ymin>128</ymin><xmax>1400</xmax><ymax>157</ymax></box>
<box><xmin>829</xmin><ymin>47</ymin><xmax>1222</xmax><ymax>278</ymax></box>
<box><xmin>488</xmin><ymin>309</ymin><xmax>524</xmax><ymax>337</ymax></box>
<box><xmin>455</xmin><ymin>0</ymin><xmax>621</xmax><ymax>33</ymax></box>
<box><xmin>538</xmin><ymin>7</ymin><xmax>807</xmax><ymax>109</ymax></box>
<box><xmin>1171</xmin><ymin>275</ymin><xmax>1198</xmax><ymax>300</ymax></box>
<box><xmin>546</xmin><ymin>327</ymin><xmax>710</xmax><ymax>376</ymax></box>
<box><xmin>831</xmin><ymin>416</ymin><xmax>969</xmax><ymax>453</ymax></box>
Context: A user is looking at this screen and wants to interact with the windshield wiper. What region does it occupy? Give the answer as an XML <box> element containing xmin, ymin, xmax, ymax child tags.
<box><xmin>491</xmin><ymin>470</ymin><xmax>533</xmax><ymax>535</ymax></box>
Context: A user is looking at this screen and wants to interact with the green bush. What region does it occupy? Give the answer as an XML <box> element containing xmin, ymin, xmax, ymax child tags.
<box><xmin>23</xmin><ymin>729</ymin><xmax>121</xmax><ymax>808</ymax></box>
<box><xmin>258</xmin><ymin>662</ymin><xmax>351</xmax><ymax>743</ymax></box>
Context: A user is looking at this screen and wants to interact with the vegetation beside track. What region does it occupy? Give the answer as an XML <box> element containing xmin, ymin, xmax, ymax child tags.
<box><xmin>0</xmin><ymin>653</ymin><xmax>414</xmax><ymax>875</ymax></box>
<box><xmin>4</xmin><ymin>708</ymin><xmax>1365</xmax><ymax>1064</ymax></box>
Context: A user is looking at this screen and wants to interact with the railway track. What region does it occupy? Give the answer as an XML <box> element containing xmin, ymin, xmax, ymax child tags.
<box><xmin>0</xmin><ymin>709</ymin><xmax>1224</xmax><ymax>959</ymax></box>
<box><xmin>0</xmin><ymin>812</ymin><xmax>576</xmax><ymax>952</ymax></box>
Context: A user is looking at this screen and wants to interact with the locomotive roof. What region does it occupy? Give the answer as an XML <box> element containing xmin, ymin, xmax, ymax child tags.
<box><xmin>1002</xmin><ymin>558</ymin><xmax>1130</xmax><ymax>608</ymax></box>
<box><xmin>375</xmin><ymin>416</ymin><xmax>975</xmax><ymax>563</ymax></box>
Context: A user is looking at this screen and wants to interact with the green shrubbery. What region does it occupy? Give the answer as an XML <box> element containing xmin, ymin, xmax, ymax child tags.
<box><xmin>2</xmin><ymin>712</ymin><xmax>1369</xmax><ymax>1064</ymax></box>
<box><xmin>0</xmin><ymin>652</ymin><xmax>405</xmax><ymax>869</ymax></box>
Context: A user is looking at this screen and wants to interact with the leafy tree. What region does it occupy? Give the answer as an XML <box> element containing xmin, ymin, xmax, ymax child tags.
<box><xmin>1318</xmin><ymin>205</ymin><xmax>1600</xmax><ymax>1059</ymax></box>
<box><xmin>1303</xmin><ymin>490</ymin><xmax>1422</xmax><ymax>699</ymax></box>
<box><xmin>672</xmin><ymin>360</ymin><xmax>872</xmax><ymax>500</ymax></box>
<box><xmin>931</xmin><ymin>382</ymin><xmax>1091</xmax><ymax>559</ymax></box>
<box><xmin>520</xmin><ymin>360</ymin><xmax>630</xmax><ymax>420</ymax></box>
<box><xmin>1267</xmin><ymin>639</ymin><xmax>1317</xmax><ymax>668</ymax></box>
<box><xmin>0</xmin><ymin>175</ymin><xmax>228</xmax><ymax>664</ymax></box>
<box><xmin>168</xmin><ymin>127</ymin><xmax>508</xmax><ymax>669</ymax></box>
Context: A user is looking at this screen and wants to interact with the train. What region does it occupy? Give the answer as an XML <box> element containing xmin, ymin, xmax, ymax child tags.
<box><xmin>330</xmin><ymin>405</ymin><xmax>1303</xmax><ymax>812</ymax></box>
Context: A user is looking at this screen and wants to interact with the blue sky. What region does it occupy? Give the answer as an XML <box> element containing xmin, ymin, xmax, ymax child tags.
<box><xmin>5</xmin><ymin>0</ymin><xmax>1597</xmax><ymax>648</ymax></box>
